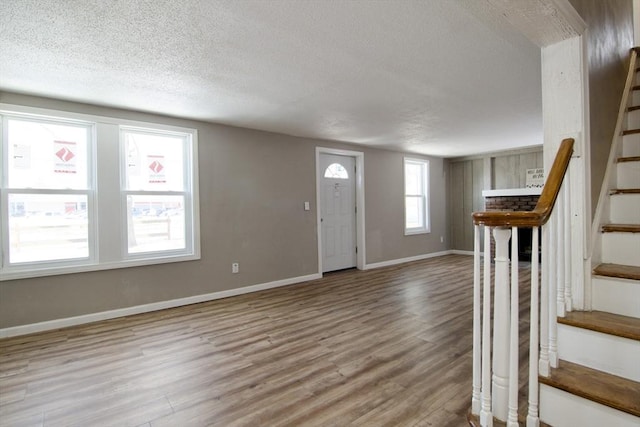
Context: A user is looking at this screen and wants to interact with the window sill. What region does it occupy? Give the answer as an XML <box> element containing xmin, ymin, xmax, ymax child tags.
<box><xmin>404</xmin><ymin>229</ymin><xmax>430</xmax><ymax>236</ymax></box>
<box><xmin>0</xmin><ymin>252</ymin><xmax>200</xmax><ymax>281</ymax></box>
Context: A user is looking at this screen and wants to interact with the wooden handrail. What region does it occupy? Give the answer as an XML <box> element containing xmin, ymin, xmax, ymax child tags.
<box><xmin>472</xmin><ymin>138</ymin><xmax>574</xmax><ymax>227</ymax></box>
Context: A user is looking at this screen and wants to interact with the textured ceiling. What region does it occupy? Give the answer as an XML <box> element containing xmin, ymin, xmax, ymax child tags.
<box><xmin>0</xmin><ymin>0</ymin><xmax>543</xmax><ymax>157</ymax></box>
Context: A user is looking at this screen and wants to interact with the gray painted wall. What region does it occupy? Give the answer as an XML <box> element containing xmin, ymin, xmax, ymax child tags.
<box><xmin>568</xmin><ymin>0</ymin><xmax>634</xmax><ymax>216</ymax></box>
<box><xmin>0</xmin><ymin>92</ymin><xmax>448</xmax><ymax>329</ymax></box>
<box><xmin>449</xmin><ymin>149</ymin><xmax>543</xmax><ymax>251</ymax></box>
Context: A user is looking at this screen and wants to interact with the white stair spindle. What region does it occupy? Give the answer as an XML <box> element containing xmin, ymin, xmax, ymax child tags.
<box><xmin>548</xmin><ymin>211</ymin><xmax>558</xmax><ymax>367</ymax></box>
<box><xmin>539</xmin><ymin>222</ymin><xmax>550</xmax><ymax>377</ymax></box>
<box><xmin>556</xmin><ymin>187</ymin><xmax>566</xmax><ymax>318</ymax></box>
<box><xmin>563</xmin><ymin>181</ymin><xmax>572</xmax><ymax>312</ymax></box>
<box><xmin>492</xmin><ymin>227</ymin><xmax>512</xmax><ymax>422</ymax></box>
<box><xmin>527</xmin><ymin>226</ymin><xmax>540</xmax><ymax>427</ymax></box>
<box><xmin>481</xmin><ymin>225</ymin><xmax>493</xmax><ymax>427</ymax></box>
<box><xmin>472</xmin><ymin>225</ymin><xmax>481</xmax><ymax>415</ymax></box>
<box><xmin>507</xmin><ymin>226</ymin><xmax>519</xmax><ymax>427</ymax></box>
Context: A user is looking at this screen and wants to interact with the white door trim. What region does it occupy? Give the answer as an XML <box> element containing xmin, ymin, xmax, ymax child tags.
<box><xmin>316</xmin><ymin>147</ymin><xmax>365</xmax><ymax>274</ymax></box>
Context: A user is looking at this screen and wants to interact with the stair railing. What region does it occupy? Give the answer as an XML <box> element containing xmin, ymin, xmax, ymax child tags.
<box><xmin>471</xmin><ymin>138</ymin><xmax>574</xmax><ymax>427</ymax></box>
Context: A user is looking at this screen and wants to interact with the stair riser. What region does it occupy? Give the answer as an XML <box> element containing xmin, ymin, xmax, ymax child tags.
<box><xmin>616</xmin><ymin>160</ymin><xmax>640</xmax><ymax>189</ymax></box>
<box><xmin>633</xmin><ymin>89</ymin><xmax>640</xmax><ymax>106</ymax></box>
<box><xmin>610</xmin><ymin>194</ymin><xmax>640</xmax><ymax>223</ymax></box>
<box><xmin>629</xmin><ymin>109</ymin><xmax>640</xmax><ymax>129</ymax></box>
<box><xmin>592</xmin><ymin>276</ymin><xmax>640</xmax><ymax>318</ymax></box>
<box><xmin>622</xmin><ymin>133</ymin><xmax>640</xmax><ymax>157</ymax></box>
<box><xmin>540</xmin><ymin>384</ymin><xmax>640</xmax><ymax>427</ymax></box>
<box><xmin>627</xmin><ymin>110</ymin><xmax>640</xmax><ymax>129</ymax></box>
<box><xmin>557</xmin><ymin>324</ymin><xmax>640</xmax><ymax>381</ymax></box>
<box><xmin>601</xmin><ymin>233</ymin><xmax>640</xmax><ymax>267</ymax></box>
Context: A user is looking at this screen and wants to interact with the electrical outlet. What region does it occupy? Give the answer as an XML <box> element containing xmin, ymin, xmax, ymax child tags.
<box><xmin>440</xmin><ymin>236</ymin><xmax>444</xmax><ymax>243</ymax></box>
<box><xmin>232</xmin><ymin>262</ymin><xmax>239</xmax><ymax>273</ymax></box>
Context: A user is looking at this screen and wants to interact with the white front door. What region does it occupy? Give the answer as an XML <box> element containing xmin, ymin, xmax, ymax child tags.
<box><xmin>319</xmin><ymin>154</ymin><xmax>357</xmax><ymax>272</ymax></box>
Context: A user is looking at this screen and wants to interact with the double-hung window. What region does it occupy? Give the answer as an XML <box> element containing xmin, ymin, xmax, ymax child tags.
<box><xmin>121</xmin><ymin>127</ymin><xmax>193</xmax><ymax>256</ymax></box>
<box><xmin>0</xmin><ymin>105</ymin><xmax>199</xmax><ymax>280</ymax></box>
<box><xmin>404</xmin><ymin>158</ymin><xmax>430</xmax><ymax>235</ymax></box>
<box><xmin>2</xmin><ymin>115</ymin><xmax>95</xmax><ymax>266</ymax></box>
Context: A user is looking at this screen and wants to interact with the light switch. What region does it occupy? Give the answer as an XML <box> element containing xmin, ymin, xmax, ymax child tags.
<box><xmin>304</xmin><ymin>201</ymin><xmax>310</xmax><ymax>211</ymax></box>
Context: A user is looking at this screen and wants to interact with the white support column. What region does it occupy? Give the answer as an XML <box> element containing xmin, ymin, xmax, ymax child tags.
<box><xmin>539</xmin><ymin>223</ymin><xmax>550</xmax><ymax>377</ymax></box>
<box><xmin>527</xmin><ymin>226</ymin><xmax>541</xmax><ymax>427</ymax></box>
<box><xmin>507</xmin><ymin>227</ymin><xmax>519</xmax><ymax>427</ymax></box>
<box><xmin>472</xmin><ymin>225</ymin><xmax>481</xmax><ymax>415</ymax></box>
<box><xmin>492</xmin><ymin>227</ymin><xmax>512</xmax><ymax>422</ymax></box>
<box><xmin>481</xmin><ymin>226</ymin><xmax>493</xmax><ymax>427</ymax></box>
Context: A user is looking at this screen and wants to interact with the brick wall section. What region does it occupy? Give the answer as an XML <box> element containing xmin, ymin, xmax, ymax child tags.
<box><xmin>484</xmin><ymin>195</ymin><xmax>540</xmax><ymax>259</ymax></box>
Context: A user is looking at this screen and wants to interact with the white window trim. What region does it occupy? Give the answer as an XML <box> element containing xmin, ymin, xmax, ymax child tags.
<box><xmin>0</xmin><ymin>104</ymin><xmax>200</xmax><ymax>281</ymax></box>
<box><xmin>404</xmin><ymin>157</ymin><xmax>430</xmax><ymax>235</ymax></box>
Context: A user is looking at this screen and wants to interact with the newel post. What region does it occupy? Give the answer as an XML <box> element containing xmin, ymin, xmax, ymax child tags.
<box><xmin>492</xmin><ymin>227</ymin><xmax>512</xmax><ymax>421</ymax></box>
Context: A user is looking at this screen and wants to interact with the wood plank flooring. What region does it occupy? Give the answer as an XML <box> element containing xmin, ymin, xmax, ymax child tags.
<box><xmin>0</xmin><ymin>255</ymin><xmax>534</xmax><ymax>427</ymax></box>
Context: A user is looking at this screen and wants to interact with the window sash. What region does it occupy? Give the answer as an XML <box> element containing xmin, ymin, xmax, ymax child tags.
<box><xmin>404</xmin><ymin>158</ymin><xmax>429</xmax><ymax>234</ymax></box>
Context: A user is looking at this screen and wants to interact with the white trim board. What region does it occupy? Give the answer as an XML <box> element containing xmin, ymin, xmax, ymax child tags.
<box><xmin>363</xmin><ymin>250</ymin><xmax>454</xmax><ymax>270</ymax></box>
<box><xmin>0</xmin><ymin>273</ymin><xmax>321</xmax><ymax>339</ymax></box>
<box><xmin>450</xmin><ymin>250</ymin><xmax>478</xmax><ymax>256</ymax></box>
<box><xmin>315</xmin><ymin>147</ymin><xmax>366</xmax><ymax>273</ymax></box>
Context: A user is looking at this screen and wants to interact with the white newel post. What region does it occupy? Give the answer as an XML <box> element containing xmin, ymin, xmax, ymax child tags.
<box><xmin>492</xmin><ymin>227</ymin><xmax>512</xmax><ymax>422</ymax></box>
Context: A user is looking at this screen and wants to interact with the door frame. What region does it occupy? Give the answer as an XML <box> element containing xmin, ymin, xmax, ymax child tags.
<box><xmin>315</xmin><ymin>147</ymin><xmax>365</xmax><ymax>274</ymax></box>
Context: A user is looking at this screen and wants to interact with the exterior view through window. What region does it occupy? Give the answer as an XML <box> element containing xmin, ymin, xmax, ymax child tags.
<box><xmin>5</xmin><ymin>117</ymin><xmax>92</xmax><ymax>264</ymax></box>
<box><xmin>123</xmin><ymin>129</ymin><xmax>189</xmax><ymax>254</ymax></box>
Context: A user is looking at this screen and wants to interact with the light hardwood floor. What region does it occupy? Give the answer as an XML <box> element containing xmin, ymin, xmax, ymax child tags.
<box><xmin>0</xmin><ymin>254</ymin><xmax>533</xmax><ymax>427</ymax></box>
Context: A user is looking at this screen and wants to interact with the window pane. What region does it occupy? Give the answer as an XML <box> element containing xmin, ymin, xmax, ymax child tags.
<box><xmin>405</xmin><ymin>196</ymin><xmax>424</xmax><ymax>229</ymax></box>
<box><xmin>125</xmin><ymin>131</ymin><xmax>185</xmax><ymax>191</ymax></box>
<box><xmin>405</xmin><ymin>163</ymin><xmax>423</xmax><ymax>195</ymax></box>
<box><xmin>324</xmin><ymin>163</ymin><xmax>349</xmax><ymax>179</ymax></box>
<box><xmin>7</xmin><ymin>118</ymin><xmax>89</xmax><ymax>189</ymax></box>
<box><xmin>127</xmin><ymin>195</ymin><xmax>185</xmax><ymax>254</ymax></box>
<box><xmin>8</xmin><ymin>193</ymin><xmax>89</xmax><ymax>263</ymax></box>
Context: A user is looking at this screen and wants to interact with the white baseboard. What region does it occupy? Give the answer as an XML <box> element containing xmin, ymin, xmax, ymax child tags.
<box><xmin>363</xmin><ymin>250</ymin><xmax>455</xmax><ymax>270</ymax></box>
<box><xmin>450</xmin><ymin>250</ymin><xmax>478</xmax><ymax>256</ymax></box>
<box><xmin>0</xmin><ymin>273</ymin><xmax>321</xmax><ymax>339</ymax></box>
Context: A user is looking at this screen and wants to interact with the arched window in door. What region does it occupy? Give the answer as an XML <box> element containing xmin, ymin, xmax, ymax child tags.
<box><xmin>323</xmin><ymin>163</ymin><xmax>349</xmax><ymax>179</ymax></box>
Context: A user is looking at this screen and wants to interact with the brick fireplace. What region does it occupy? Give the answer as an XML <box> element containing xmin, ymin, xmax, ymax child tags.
<box><xmin>482</xmin><ymin>188</ymin><xmax>542</xmax><ymax>261</ymax></box>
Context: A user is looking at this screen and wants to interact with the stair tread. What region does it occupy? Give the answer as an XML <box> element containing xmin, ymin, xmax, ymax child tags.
<box><xmin>618</xmin><ymin>156</ymin><xmax>640</xmax><ymax>162</ymax></box>
<box><xmin>622</xmin><ymin>128</ymin><xmax>640</xmax><ymax>135</ymax></box>
<box><xmin>558</xmin><ymin>310</ymin><xmax>640</xmax><ymax>341</ymax></box>
<box><xmin>629</xmin><ymin>105</ymin><xmax>640</xmax><ymax>111</ymax></box>
<box><xmin>601</xmin><ymin>223</ymin><xmax>640</xmax><ymax>233</ymax></box>
<box><xmin>539</xmin><ymin>360</ymin><xmax>640</xmax><ymax>417</ymax></box>
<box><xmin>594</xmin><ymin>263</ymin><xmax>640</xmax><ymax>280</ymax></box>
<box><xmin>611</xmin><ymin>188</ymin><xmax>640</xmax><ymax>195</ymax></box>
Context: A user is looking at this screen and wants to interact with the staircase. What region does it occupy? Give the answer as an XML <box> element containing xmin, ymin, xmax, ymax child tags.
<box><xmin>537</xmin><ymin>52</ymin><xmax>640</xmax><ymax>427</ymax></box>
